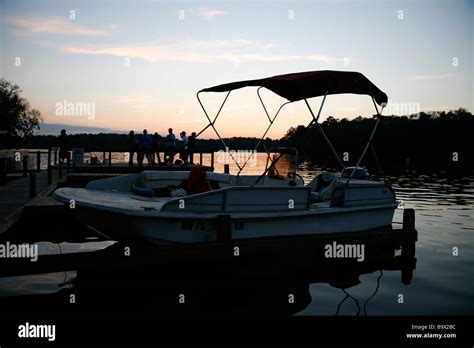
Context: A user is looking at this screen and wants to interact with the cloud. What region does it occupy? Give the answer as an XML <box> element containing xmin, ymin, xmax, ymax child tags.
<box><xmin>60</xmin><ymin>39</ymin><xmax>346</xmax><ymax>64</ymax></box>
<box><xmin>408</xmin><ymin>74</ymin><xmax>455</xmax><ymax>80</ymax></box>
<box><xmin>5</xmin><ymin>17</ymin><xmax>114</xmax><ymax>36</ymax></box>
<box><xmin>198</xmin><ymin>8</ymin><xmax>230</xmax><ymax>20</ymax></box>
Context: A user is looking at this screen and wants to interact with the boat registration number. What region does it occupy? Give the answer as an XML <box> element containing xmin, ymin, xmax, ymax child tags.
<box><xmin>194</xmin><ymin>222</ymin><xmax>216</xmax><ymax>231</ymax></box>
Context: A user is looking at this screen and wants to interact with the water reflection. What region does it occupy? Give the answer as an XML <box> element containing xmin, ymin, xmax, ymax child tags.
<box><xmin>0</xmin><ymin>228</ymin><xmax>416</xmax><ymax>317</ymax></box>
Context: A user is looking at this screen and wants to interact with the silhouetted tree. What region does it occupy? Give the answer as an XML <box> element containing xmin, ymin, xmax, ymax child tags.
<box><xmin>0</xmin><ymin>79</ymin><xmax>42</xmax><ymax>137</ymax></box>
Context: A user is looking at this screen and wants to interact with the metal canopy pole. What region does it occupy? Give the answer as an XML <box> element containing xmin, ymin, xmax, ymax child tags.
<box><xmin>302</xmin><ymin>90</ymin><xmax>328</xmax><ymax>130</ymax></box>
<box><xmin>196</xmin><ymin>91</ymin><xmax>244</xmax><ymax>171</ymax></box>
<box><xmin>236</xmin><ymin>88</ymin><xmax>291</xmax><ymax>176</ymax></box>
<box><xmin>348</xmin><ymin>97</ymin><xmax>385</xmax><ymax>180</ymax></box>
<box><xmin>303</xmin><ymin>95</ymin><xmax>345</xmax><ymax>170</ymax></box>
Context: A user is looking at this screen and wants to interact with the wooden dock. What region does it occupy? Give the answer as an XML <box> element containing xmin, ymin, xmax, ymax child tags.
<box><xmin>67</xmin><ymin>162</ymin><xmax>213</xmax><ymax>174</ymax></box>
<box><xmin>0</xmin><ymin>167</ymin><xmax>63</xmax><ymax>235</ymax></box>
<box><xmin>0</xmin><ymin>148</ymin><xmax>217</xmax><ymax>235</ymax></box>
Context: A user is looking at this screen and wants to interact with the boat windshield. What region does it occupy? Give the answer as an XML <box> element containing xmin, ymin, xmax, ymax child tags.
<box><xmin>265</xmin><ymin>148</ymin><xmax>298</xmax><ymax>179</ymax></box>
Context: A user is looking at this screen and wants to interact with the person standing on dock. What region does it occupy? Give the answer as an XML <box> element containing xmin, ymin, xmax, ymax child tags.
<box><xmin>188</xmin><ymin>132</ymin><xmax>196</xmax><ymax>164</ymax></box>
<box><xmin>58</xmin><ymin>129</ymin><xmax>69</xmax><ymax>163</ymax></box>
<box><xmin>179</xmin><ymin>131</ymin><xmax>188</xmax><ymax>164</ymax></box>
<box><xmin>164</xmin><ymin>128</ymin><xmax>176</xmax><ymax>166</ymax></box>
<box><xmin>152</xmin><ymin>132</ymin><xmax>162</xmax><ymax>165</ymax></box>
<box><xmin>138</xmin><ymin>129</ymin><xmax>152</xmax><ymax>167</ymax></box>
<box><xmin>128</xmin><ymin>130</ymin><xmax>137</xmax><ymax>166</ymax></box>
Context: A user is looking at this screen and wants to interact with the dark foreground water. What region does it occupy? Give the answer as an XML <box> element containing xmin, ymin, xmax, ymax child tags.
<box><xmin>0</xmin><ymin>167</ymin><xmax>473</xmax><ymax>317</ymax></box>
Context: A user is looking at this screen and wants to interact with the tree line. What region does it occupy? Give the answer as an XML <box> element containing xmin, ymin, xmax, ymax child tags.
<box><xmin>282</xmin><ymin>108</ymin><xmax>473</xmax><ymax>171</ymax></box>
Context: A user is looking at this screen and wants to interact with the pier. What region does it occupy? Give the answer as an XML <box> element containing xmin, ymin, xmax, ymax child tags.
<box><xmin>0</xmin><ymin>148</ymin><xmax>215</xmax><ymax>235</ymax></box>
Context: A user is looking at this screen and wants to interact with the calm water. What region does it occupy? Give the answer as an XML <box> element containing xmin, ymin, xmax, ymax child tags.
<box><xmin>1</xmin><ymin>152</ymin><xmax>473</xmax><ymax>316</ymax></box>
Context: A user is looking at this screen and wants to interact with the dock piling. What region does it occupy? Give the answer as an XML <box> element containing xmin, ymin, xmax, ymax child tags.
<box><xmin>216</xmin><ymin>214</ymin><xmax>232</xmax><ymax>241</ymax></box>
<box><xmin>0</xmin><ymin>158</ymin><xmax>6</xmax><ymax>185</ymax></box>
<box><xmin>403</xmin><ymin>208</ymin><xmax>415</xmax><ymax>230</ymax></box>
<box><xmin>22</xmin><ymin>155</ymin><xmax>28</xmax><ymax>177</ymax></box>
<box><xmin>29</xmin><ymin>172</ymin><xmax>36</xmax><ymax>197</ymax></box>
<box><xmin>36</xmin><ymin>151</ymin><xmax>41</xmax><ymax>172</ymax></box>
<box><xmin>47</xmin><ymin>164</ymin><xmax>52</xmax><ymax>185</ymax></box>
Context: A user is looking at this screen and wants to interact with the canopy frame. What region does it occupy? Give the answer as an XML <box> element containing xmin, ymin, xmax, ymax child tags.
<box><xmin>196</xmin><ymin>74</ymin><xmax>385</xmax><ymax>182</ymax></box>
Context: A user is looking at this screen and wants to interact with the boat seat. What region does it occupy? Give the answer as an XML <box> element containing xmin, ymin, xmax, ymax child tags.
<box><xmin>306</xmin><ymin>172</ymin><xmax>338</xmax><ymax>202</ymax></box>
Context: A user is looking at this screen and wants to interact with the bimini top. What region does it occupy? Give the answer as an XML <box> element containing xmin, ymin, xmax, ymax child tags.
<box><xmin>199</xmin><ymin>70</ymin><xmax>388</xmax><ymax>106</ymax></box>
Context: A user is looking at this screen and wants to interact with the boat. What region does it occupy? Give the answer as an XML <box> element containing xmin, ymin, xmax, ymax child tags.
<box><xmin>53</xmin><ymin>70</ymin><xmax>398</xmax><ymax>245</ymax></box>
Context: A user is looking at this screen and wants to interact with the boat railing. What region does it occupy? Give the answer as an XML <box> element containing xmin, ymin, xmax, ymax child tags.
<box><xmin>161</xmin><ymin>185</ymin><xmax>311</xmax><ymax>213</ymax></box>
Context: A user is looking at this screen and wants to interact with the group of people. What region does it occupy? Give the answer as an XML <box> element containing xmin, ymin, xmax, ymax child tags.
<box><xmin>128</xmin><ymin>128</ymin><xmax>196</xmax><ymax>167</ymax></box>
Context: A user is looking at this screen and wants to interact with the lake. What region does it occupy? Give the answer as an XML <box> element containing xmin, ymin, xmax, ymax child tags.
<box><xmin>0</xmin><ymin>152</ymin><xmax>473</xmax><ymax>317</ymax></box>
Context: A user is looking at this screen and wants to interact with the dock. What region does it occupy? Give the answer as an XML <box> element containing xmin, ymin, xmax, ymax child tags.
<box><xmin>0</xmin><ymin>163</ymin><xmax>62</xmax><ymax>235</ymax></box>
<box><xmin>0</xmin><ymin>148</ymin><xmax>215</xmax><ymax>235</ymax></box>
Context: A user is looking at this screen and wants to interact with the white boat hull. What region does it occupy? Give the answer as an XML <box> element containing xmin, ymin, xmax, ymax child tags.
<box><xmin>75</xmin><ymin>203</ymin><xmax>397</xmax><ymax>245</ymax></box>
<box><xmin>53</xmin><ymin>170</ymin><xmax>398</xmax><ymax>245</ymax></box>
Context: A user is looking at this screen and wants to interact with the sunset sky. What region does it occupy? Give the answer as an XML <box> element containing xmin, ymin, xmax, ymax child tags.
<box><xmin>1</xmin><ymin>0</ymin><xmax>472</xmax><ymax>138</ymax></box>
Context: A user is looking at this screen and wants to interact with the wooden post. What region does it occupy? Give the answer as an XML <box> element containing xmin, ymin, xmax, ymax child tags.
<box><xmin>103</xmin><ymin>151</ymin><xmax>106</xmax><ymax>163</ymax></box>
<box><xmin>224</xmin><ymin>164</ymin><xmax>230</xmax><ymax>174</ymax></box>
<box><xmin>403</xmin><ymin>208</ymin><xmax>415</xmax><ymax>230</ymax></box>
<box><xmin>200</xmin><ymin>153</ymin><xmax>203</xmax><ymax>166</ymax></box>
<box><xmin>108</xmin><ymin>151</ymin><xmax>112</xmax><ymax>168</ymax></box>
<box><xmin>47</xmin><ymin>148</ymin><xmax>52</xmax><ymax>184</ymax></box>
<box><xmin>216</xmin><ymin>214</ymin><xmax>232</xmax><ymax>241</ymax></box>
<box><xmin>47</xmin><ymin>163</ymin><xmax>52</xmax><ymax>185</ymax></box>
<box><xmin>190</xmin><ymin>152</ymin><xmax>194</xmax><ymax>164</ymax></box>
<box><xmin>0</xmin><ymin>158</ymin><xmax>6</xmax><ymax>185</ymax></box>
<box><xmin>66</xmin><ymin>153</ymin><xmax>70</xmax><ymax>173</ymax></box>
<box><xmin>29</xmin><ymin>172</ymin><xmax>36</xmax><ymax>197</ymax></box>
<box><xmin>54</xmin><ymin>150</ymin><xmax>57</xmax><ymax>165</ymax></box>
<box><xmin>22</xmin><ymin>155</ymin><xmax>28</xmax><ymax>177</ymax></box>
<box><xmin>36</xmin><ymin>151</ymin><xmax>41</xmax><ymax>172</ymax></box>
<box><xmin>210</xmin><ymin>151</ymin><xmax>214</xmax><ymax>169</ymax></box>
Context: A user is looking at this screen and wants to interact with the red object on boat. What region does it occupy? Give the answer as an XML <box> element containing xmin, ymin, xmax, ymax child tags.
<box><xmin>186</xmin><ymin>164</ymin><xmax>210</xmax><ymax>195</ymax></box>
